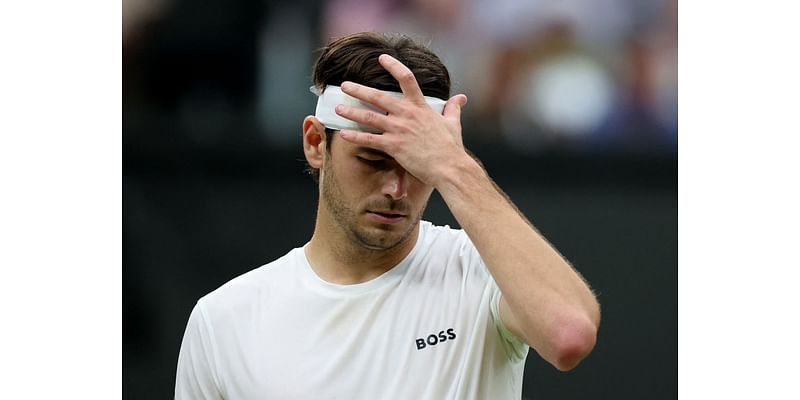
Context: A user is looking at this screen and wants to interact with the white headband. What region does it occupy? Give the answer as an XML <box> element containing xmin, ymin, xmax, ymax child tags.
<box><xmin>310</xmin><ymin>85</ymin><xmax>447</xmax><ymax>133</ymax></box>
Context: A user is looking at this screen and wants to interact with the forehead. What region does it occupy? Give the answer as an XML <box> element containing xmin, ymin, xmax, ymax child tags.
<box><xmin>331</xmin><ymin>134</ymin><xmax>391</xmax><ymax>158</ymax></box>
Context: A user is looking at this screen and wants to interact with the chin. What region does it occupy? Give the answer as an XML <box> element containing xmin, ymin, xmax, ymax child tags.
<box><xmin>353</xmin><ymin>219</ymin><xmax>418</xmax><ymax>250</ymax></box>
<box><xmin>355</xmin><ymin>230</ymin><xmax>405</xmax><ymax>250</ymax></box>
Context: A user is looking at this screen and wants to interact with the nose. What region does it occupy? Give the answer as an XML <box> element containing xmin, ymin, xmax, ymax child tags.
<box><xmin>382</xmin><ymin>166</ymin><xmax>408</xmax><ymax>200</ymax></box>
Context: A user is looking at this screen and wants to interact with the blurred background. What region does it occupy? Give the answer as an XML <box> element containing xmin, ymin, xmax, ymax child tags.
<box><xmin>123</xmin><ymin>0</ymin><xmax>676</xmax><ymax>398</ymax></box>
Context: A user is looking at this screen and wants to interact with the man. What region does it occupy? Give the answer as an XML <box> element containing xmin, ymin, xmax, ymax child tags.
<box><xmin>175</xmin><ymin>32</ymin><xmax>600</xmax><ymax>399</ymax></box>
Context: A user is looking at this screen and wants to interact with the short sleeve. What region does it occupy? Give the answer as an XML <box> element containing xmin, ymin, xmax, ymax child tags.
<box><xmin>490</xmin><ymin>287</ymin><xmax>529</xmax><ymax>362</ymax></box>
<box><xmin>457</xmin><ymin>230</ymin><xmax>529</xmax><ymax>363</ymax></box>
<box><xmin>175</xmin><ymin>303</ymin><xmax>224</xmax><ymax>400</ymax></box>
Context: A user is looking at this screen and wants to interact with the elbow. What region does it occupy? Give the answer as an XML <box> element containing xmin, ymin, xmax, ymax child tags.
<box><xmin>550</xmin><ymin>316</ymin><xmax>598</xmax><ymax>372</ymax></box>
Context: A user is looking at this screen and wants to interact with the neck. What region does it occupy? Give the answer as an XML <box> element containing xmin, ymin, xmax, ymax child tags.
<box><xmin>305</xmin><ymin>205</ymin><xmax>419</xmax><ymax>285</ymax></box>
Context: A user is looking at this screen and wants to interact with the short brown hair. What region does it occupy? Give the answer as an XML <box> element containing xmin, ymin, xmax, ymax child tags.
<box><xmin>306</xmin><ymin>32</ymin><xmax>452</xmax><ymax>181</ymax></box>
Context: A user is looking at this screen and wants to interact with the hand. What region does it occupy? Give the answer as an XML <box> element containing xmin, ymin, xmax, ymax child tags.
<box><xmin>334</xmin><ymin>54</ymin><xmax>470</xmax><ymax>188</ymax></box>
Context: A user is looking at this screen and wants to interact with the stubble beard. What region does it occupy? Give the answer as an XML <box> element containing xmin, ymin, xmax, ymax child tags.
<box><xmin>321</xmin><ymin>161</ymin><xmax>423</xmax><ymax>251</ymax></box>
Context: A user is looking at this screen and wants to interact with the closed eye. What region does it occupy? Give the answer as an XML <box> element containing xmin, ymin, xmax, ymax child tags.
<box><xmin>358</xmin><ymin>156</ymin><xmax>388</xmax><ymax>166</ymax></box>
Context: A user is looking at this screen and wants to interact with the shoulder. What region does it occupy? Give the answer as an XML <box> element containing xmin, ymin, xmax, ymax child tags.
<box><xmin>197</xmin><ymin>247</ymin><xmax>302</xmax><ymax>316</ymax></box>
<box><xmin>418</xmin><ymin>220</ymin><xmax>495</xmax><ymax>282</ymax></box>
<box><xmin>418</xmin><ymin>220</ymin><xmax>476</xmax><ymax>258</ymax></box>
<box><xmin>413</xmin><ymin>221</ymin><xmax>487</xmax><ymax>281</ymax></box>
<box><xmin>418</xmin><ymin>220</ymin><xmax>467</xmax><ymax>246</ymax></box>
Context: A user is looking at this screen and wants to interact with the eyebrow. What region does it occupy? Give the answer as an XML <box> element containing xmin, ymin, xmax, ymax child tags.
<box><xmin>355</xmin><ymin>147</ymin><xmax>393</xmax><ymax>159</ymax></box>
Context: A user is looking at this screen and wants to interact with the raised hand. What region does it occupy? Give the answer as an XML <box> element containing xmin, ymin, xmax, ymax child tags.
<box><xmin>335</xmin><ymin>54</ymin><xmax>470</xmax><ymax>188</ymax></box>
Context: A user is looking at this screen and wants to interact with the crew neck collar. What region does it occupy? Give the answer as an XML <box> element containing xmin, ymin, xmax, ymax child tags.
<box><xmin>297</xmin><ymin>221</ymin><xmax>428</xmax><ymax>297</ymax></box>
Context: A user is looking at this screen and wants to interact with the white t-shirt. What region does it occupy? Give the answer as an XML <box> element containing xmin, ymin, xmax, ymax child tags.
<box><xmin>175</xmin><ymin>221</ymin><xmax>529</xmax><ymax>399</ymax></box>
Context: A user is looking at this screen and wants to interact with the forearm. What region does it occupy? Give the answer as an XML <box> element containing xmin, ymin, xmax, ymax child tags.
<box><xmin>435</xmin><ymin>154</ymin><xmax>601</xmax><ymax>354</ymax></box>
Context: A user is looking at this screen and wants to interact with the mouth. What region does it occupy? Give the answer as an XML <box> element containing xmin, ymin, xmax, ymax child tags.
<box><xmin>366</xmin><ymin>210</ymin><xmax>407</xmax><ymax>224</ymax></box>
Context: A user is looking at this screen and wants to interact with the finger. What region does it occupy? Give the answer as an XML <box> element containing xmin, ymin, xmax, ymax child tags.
<box><xmin>378</xmin><ymin>54</ymin><xmax>426</xmax><ymax>105</ymax></box>
<box><xmin>340</xmin><ymin>81</ymin><xmax>403</xmax><ymax>114</ymax></box>
<box><xmin>335</xmin><ymin>103</ymin><xmax>392</xmax><ymax>132</ymax></box>
<box><xmin>338</xmin><ymin>129</ymin><xmax>389</xmax><ymax>151</ymax></box>
<box><xmin>442</xmin><ymin>94</ymin><xmax>468</xmax><ymax>124</ymax></box>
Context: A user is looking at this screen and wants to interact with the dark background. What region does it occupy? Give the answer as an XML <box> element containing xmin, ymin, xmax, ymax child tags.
<box><xmin>123</xmin><ymin>0</ymin><xmax>676</xmax><ymax>398</ymax></box>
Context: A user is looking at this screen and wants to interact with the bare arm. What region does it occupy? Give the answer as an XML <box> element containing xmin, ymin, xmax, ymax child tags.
<box><xmin>436</xmin><ymin>154</ymin><xmax>600</xmax><ymax>371</ymax></box>
<box><xmin>334</xmin><ymin>54</ymin><xmax>600</xmax><ymax>371</ymax></box>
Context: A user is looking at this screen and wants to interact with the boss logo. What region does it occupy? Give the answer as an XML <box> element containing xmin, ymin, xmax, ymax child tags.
<box><xmin>415</xmin><ymin>328</ymin><xmax>456</xmax><ymax>350</ymax></box>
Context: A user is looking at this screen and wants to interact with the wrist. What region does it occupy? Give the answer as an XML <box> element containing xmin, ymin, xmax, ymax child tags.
<box><xmin>432</xmin><ymin>152</ymin><xmax>486</xmax><ymax>194</ymax></box>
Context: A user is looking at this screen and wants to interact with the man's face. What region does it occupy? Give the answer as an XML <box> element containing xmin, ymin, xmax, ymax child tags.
<box><xmin>321</xmin><ymin>134</ymin><xmax>433</xmax><ymax>250</ymax></box>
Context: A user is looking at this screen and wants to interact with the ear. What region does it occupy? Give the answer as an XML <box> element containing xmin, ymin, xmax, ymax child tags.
<box><xmin>303</xmin><ymin>116</ymin><xmax>328</xmax><ymax>170</ymax></box>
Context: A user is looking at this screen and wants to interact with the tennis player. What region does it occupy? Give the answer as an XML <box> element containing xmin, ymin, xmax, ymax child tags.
<box><xmin>175</xmin><ymin>32</ymin><xmax>600</xmax><ymax>399</ymax></box>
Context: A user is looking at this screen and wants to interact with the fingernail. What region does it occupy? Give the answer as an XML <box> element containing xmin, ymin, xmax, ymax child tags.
<box><xmin>335</xmin><ymin>104</ymin><xmax>344</xmax><ymax>113</ymax></box>
<box><xmin>341</xmin><ymin>81</ymin><xmax>351</xmax><ymax>90</ymax></box>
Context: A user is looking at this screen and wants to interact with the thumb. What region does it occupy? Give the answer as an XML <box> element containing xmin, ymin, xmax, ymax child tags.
<box><xmin>442</xmin><ymin>94</ymin><xmax>468</xmax><ymax>123</ymax></box>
